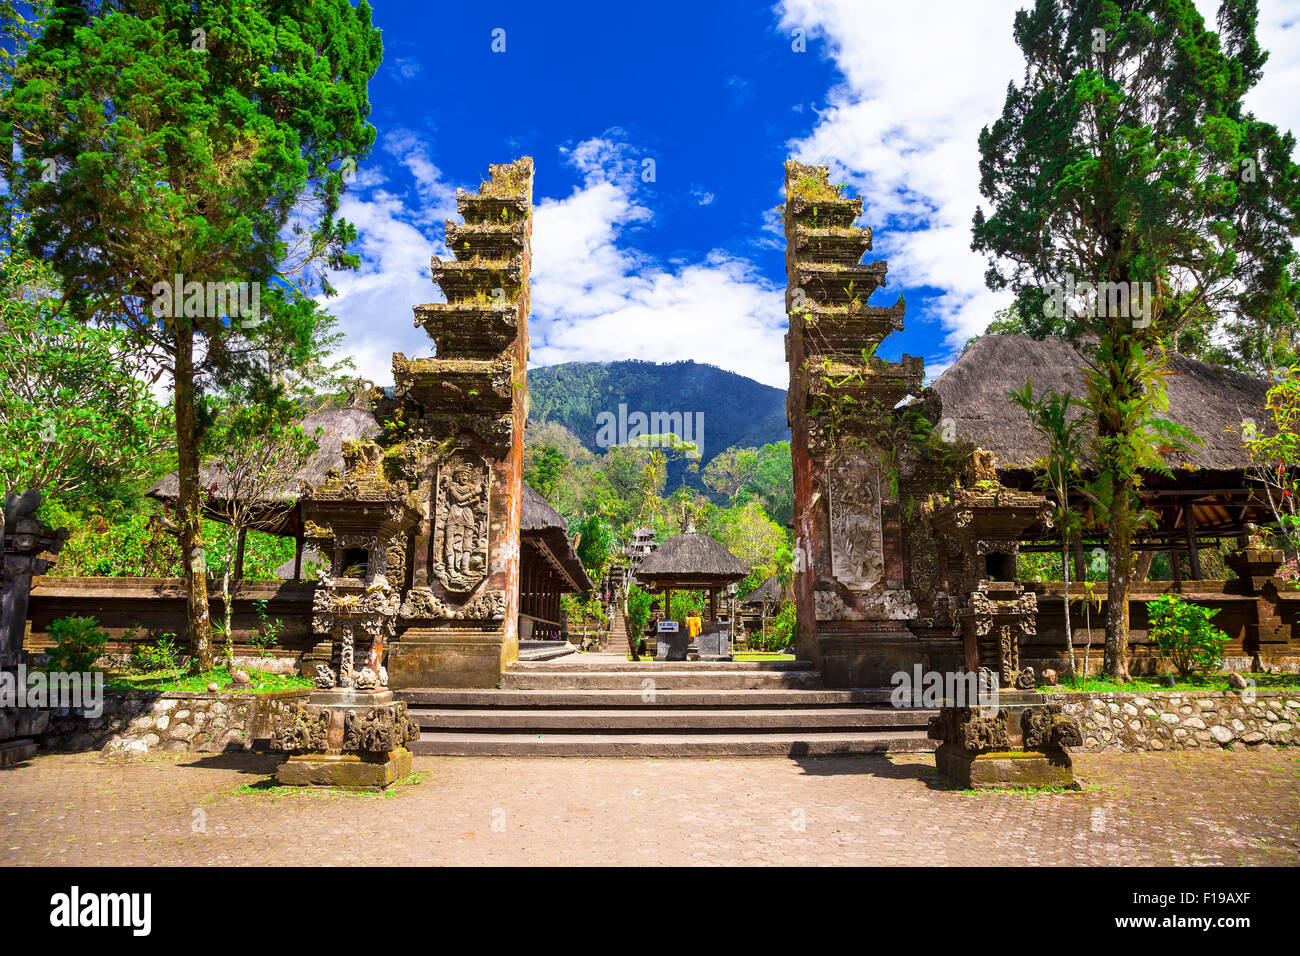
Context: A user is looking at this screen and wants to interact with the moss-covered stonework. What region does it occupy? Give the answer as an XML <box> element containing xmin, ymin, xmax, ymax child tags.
<box><xmin>1044</xmin><ymin>689</ymin><xmax>1299</xmax><ymax>752</ymax></box>
<box><xmin>40</xmin><ymin>689</ymin><xmax>309</xmax><ymax>756</ymax></box>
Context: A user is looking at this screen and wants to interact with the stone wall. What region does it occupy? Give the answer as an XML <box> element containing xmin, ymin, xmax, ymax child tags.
<box><xmin>26</xmin><ymin>576</ymin><xmax>317</xmax><ymax>651</ymax></box>
<box><xmin>40</xmin><ymin>688</ymin><xmax>308</xmax><ymax>757</ymax></box>
<box><xmin>1044</xmin><ymin>689</ymin><xmax>1299</xmax><ymax>752</ymax></box>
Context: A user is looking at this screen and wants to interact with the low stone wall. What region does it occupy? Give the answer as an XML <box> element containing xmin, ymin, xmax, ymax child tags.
<box><xmin>1044</xmin><ymin>688</ymin><xmax>1299</xmax><ymax>752</ymax></box>
<box><xmin>40</xmin><ymin>688</ymin><xmax>308</xmax><ymax>757</ymax></box>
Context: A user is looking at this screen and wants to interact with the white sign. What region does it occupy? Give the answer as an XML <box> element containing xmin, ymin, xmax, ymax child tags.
<box><xmin>657</xmin><ymin>621</ymin><xmax>680</xmax><ymax>633</ymax></box>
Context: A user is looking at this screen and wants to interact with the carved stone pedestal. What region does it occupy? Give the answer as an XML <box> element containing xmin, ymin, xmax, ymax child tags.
<box><xmin>928</xmin><ymin>693</ymin><xmax>1082</xmax><ymax>790</ymax></box>
<box><xmin>277</xmin><ymin>749</ymin><xmax>413</xmax><ymax>790</ymax></box>
<box><xmin>271</xmin><ymin>689</ymin><xmax>419</xmax><ymax>791</ymax></box>
<box><xmin>934</xmin><ymin>743</ymin><xmax>1075</xmax><ymax>790</ymax></box>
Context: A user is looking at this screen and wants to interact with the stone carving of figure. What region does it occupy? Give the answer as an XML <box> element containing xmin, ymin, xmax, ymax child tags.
<box><xmin>443</xmin><ymin>466</ymin><xmax>481</xmax><ymax>578</ymax></box>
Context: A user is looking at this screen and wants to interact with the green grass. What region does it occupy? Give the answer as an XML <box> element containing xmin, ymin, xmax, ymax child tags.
<box><xmin>106</xmin><ymin>666</ymin><xmax>311</xmax><ymax>695</ymax></box>
<box><xmin>734</xmin><ymin>652</ymin><xmax>796</xmax><ymax>661</ymax></box>
<box><xmin>1039</xmin><ymin>672</ymin><xmax>1300</xmax><ymax>694</ymax></box>
<box><xmin>236</xmin><ymin>770</ymin><xmax>428</xmax><ymax>798</ymax></box>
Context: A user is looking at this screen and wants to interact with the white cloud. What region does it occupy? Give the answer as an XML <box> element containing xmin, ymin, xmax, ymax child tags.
<box><xmin>316</xmin><ymin>130</ymin><xmax>456</xmax><ymax>385</ymax></box>
<box><xmin>529</xmin><ymin>139</ymin><xmax>789</xmax><ymax>387</ymax></box>
<box><xmin>777</xmin><ymin>0</ymin><xmax>1300</xmax><ymax>363</ymax></box>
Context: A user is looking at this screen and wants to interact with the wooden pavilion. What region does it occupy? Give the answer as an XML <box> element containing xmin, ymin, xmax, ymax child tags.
<box><xmin>931</xmin><ymin>334</ymin><xmax>1276</xmax><ymax>581</ymax></box>
<box><xmin>149</xmin><ymin>406</ymin><xmax>591</xmax><ymax>639</ymax></box>
<box><xmin>519</xmin><ymin>483</ymin><xmax>592</xmax><ymax>639</ymax></box>
<box><xmin>632</xmin><ymin>530</ymin><xmax>747</xmax><ymax>628</ymax></box>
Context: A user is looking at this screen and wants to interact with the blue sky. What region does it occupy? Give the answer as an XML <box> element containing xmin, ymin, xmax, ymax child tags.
<box><xmin>326</xmin><ymin>0</ymin><xmax>1300</xmax><ymax>389</ymax></box>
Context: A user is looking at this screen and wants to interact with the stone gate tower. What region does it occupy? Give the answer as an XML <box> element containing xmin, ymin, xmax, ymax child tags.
<box><xmin>386</xmin><ymin>158</ymin><xmax>534</xmax><ymax>688</ymax></box>
<box><xmin>783</xmin><ymin>161</ymin><xmax>934</xmax><ymax>686</ymax></box>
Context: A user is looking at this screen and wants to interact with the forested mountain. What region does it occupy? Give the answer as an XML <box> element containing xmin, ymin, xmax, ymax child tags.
<box><xmin>526</xmin><ymin>360</ymin><xmax>788</xmax><ymax>488</ymax></box>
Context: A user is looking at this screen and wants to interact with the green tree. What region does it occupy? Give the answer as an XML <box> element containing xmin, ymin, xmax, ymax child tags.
<box><xmin>747</xmin><ymin>441</ymin><xmax>794</xmax><ymax>527</ymax></box>
<box><xmin>3</xmin><ymin>0</ymin><xmax>383</xmax><ymax>669</ymax></box>
<box><xmin>0</xmin><ymin>224</ymin><xmax>172</xmax><ymax>512</ymax></box>
<box><xmin>972</xmin><ymin>0</ymin><xmax>1299</xmax><ymax>678</ymax></box>
<box><xmin>707</xmin><ymin>499</ymin><xmax>790</xmax><ymax>595</ymax></box>
<box><xmin>1009</xmin><ymin>380</ymin><xmax>1090</xmax><ymax>676</ymax></box>
<box><xmin>205</xmin><ymin>398</ymin><xmax>318</xmax><ymax>668</ymax></box>
<box><xmin>702</xmin><ymin>446</ymin><xmax>759</xmax><ymax>500</ymax></box>
<box><xmin>574</xmin><ymin>514</ymin><xmax>615</xmax><ymax>579</ymax></box>
<box><xmin>525</xmin><ymin>445</ymin><xmax>567</xmax><ymax>501</ymax></box>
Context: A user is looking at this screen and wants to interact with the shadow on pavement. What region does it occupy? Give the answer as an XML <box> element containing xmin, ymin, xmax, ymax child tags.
<box><xmin>790</xmin><ymin>753</ymin><xmax>962</xmax><ymax>790</ymax></box>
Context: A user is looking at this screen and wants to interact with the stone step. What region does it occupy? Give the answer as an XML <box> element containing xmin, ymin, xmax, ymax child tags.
<box><xmin>506</xmin><ymin>658</ymin><xmax>813</xmax><ymax>672</ymax></box>
<box><xmin>412</xmin><ymin>706</ymin><xmax>933</xmax><ymax>733</ymax></box>
<box><xmin>398</xmin><ymin>688</ymin><xmax>897</xmax><ymax>707</ymax></box>
<box><xmin>500</xmin><ymin>669</ymin><xmax>825</xmax><ymax>691</ymax></box>
<box><xmin>411</xmin><ymin>730</ymin><xmax>935</xmax><ymax>758</ymax></box>
<box><xmin>516</xmin><ymin>642</ymin><xmax>576</xmax><ymax>662</ymax></box>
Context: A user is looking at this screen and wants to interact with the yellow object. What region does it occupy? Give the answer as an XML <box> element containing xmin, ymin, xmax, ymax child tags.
<box><xmin>687</xmin><ymin>614</ymin><xmax>702</xmax><ymax>638</ymax></box>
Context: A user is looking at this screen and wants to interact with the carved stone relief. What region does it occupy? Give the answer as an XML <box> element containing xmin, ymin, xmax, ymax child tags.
<box><xmin>432</xmin><ymin>451</ymin><xmax>490</xmax><ymax>594</ymax></box>
<box><xmin>827</xmin><ymin>450</ymin><xmax>884</xmax><ymax>591</ymax></box>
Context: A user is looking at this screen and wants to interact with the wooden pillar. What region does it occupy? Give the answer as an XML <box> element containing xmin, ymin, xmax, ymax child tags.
<box><xmin>1184</xmin><ymin>505</ymin><xmax>1202</xmax><ymax>580</ymax></box>
<box><xmin>709</xmin><ymin>587</ymin><xmax>718</xmax><ymax>624</ymax></box>
<box><xmin>293</xmin><ymin>533</ymin><xmax>304</xmax><ymax>581</ymax></box>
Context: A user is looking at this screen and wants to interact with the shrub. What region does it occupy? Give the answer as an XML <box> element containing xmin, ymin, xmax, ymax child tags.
<box><xmin>249</xmin><ymin>600</ymin><xmax>283</xmax><ymax>658</ymax></box>
<box><xmin>1145</xmin><ymin>595</ymin><xmax>1230</xmax><ymax>678</ymax></box>
<box><xmin>46</xmin><ymin>615</ymin><xmax>109</xmax><ymax>672</ymax></box>
<box><xmin>625</xmin><ymin>583</ymin><xmax>652</xmax><ymax>656</ymax></box>
<box><xmin>750</xmin><ymin>600</ymin><xmax>796</xmax><ymax>652</ymax></box>
<box><xmin>129</xmin><ymin>633</ymin><xmax>183</xmax><ymax>674</ymax></box>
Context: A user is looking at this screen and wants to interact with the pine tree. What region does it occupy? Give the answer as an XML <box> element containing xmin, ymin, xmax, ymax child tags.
<box><xmin>3</xmin><ymin>0</ymin><xmax>382</xmax><ymax>669</ymax></box>
<box><xmin>972</xmin><ymin>0</ymin><xmax>1300</xmax><ymax>678</ymax></box>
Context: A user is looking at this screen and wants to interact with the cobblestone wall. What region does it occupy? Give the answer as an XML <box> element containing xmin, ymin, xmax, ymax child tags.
<box><xmin>41</xmin><ymin>689</ymin><xmax>309</xmax><ymax>756</ymax></box>
<box><xmin>1045</xmin><ymin>689</ymin><xmax>1299</xmax><ymax>752</ymax></box>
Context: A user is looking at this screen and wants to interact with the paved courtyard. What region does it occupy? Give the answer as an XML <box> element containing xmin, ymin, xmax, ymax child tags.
<box><xmin>1</xmin><ymin>749</ymin><xmax>1297</xmax><ymax>866</ymax></box>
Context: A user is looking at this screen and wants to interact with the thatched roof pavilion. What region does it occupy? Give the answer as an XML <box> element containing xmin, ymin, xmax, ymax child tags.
<box><xmin>150</xmin><ymin>406</ymin><xmax>591</xmax><ymax>605</ymax></box>
<box><xmin>931</xmin><ymin>334</ymin><xmax>1275</xmax><ymax>576</ymax></box>
<box><xmin>148</xmin><ymin>406</ymin><xmax>380</xmax><ymax>539</ymax></box>
<box><xmin>521</xmin><ymin>482</ymin><xmax>591</xmax><ymax>594</ymax></box>
<box><xmin>741</xmin><ymin>574</ymin><xmax>782</xmax><ymax>607</ymax></box>
<box><xmin>635</xmin><ymin>531</ymin><xmax>747</xmax><ymax>585</ymax></box>
<box><xmin>634</xmin><ymin>530</ymin><xmax>746</xmax><ymax>626</ymax></box>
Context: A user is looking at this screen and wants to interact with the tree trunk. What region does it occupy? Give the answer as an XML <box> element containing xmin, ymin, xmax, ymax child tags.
<box><xmin>221</xmin><ymin>566</ymin><xmax>234</xmax><ymax>671</ymax></box>
<box><xmin>1133</xmin><ymin>550</ymin><xmax>1156</xmax><ymax>582</ymax></box>
<box><xmin>1061</xmin><ymin>537</ymin><xmax>1076</xmax><ymax>678</ymax></box>
<box><xmin>1103</xmin><ymin>485</ymin><xmax>1133</xmax><ymax>681</ymax></box>
<box><xmin>174</xmin><ymin>320</ymin><xmax>214</xmax><ymax>672</ymax></box>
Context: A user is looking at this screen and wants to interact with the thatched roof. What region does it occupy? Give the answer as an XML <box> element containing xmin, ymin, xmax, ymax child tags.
<box><xmin>633</xmin><ymin>531</ymin><xmax>747</xmax><ymax>585</ymax></box>
<box><xmin>148</xmin><ymin>407</ymin><xmax>380</xmax><ymax>532</ymax></box>
<box><xmin>931</xmin><ymin>334</ymin><xmax>1269</xmax><ymax>472</ymax></box>
<box><xmin>741</xmin><ymin>575</ymin><xmax>782</xmax><ymax>605</ymax></box>
<box><xmin>520</xmin><ymin>481</ymin><xmax>591</xmax><ymax>594</ymax></box>
<box><xmin>522</xmin><ymin>482</ymin><xmax>567</xmax><ymax>533</ymax></box>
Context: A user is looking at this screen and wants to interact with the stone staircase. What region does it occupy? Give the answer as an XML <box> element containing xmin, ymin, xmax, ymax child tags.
<box><xmin>398</xmin><ymin>656</ymin><xmax>936</xmax><ymax>757</ymax></box>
